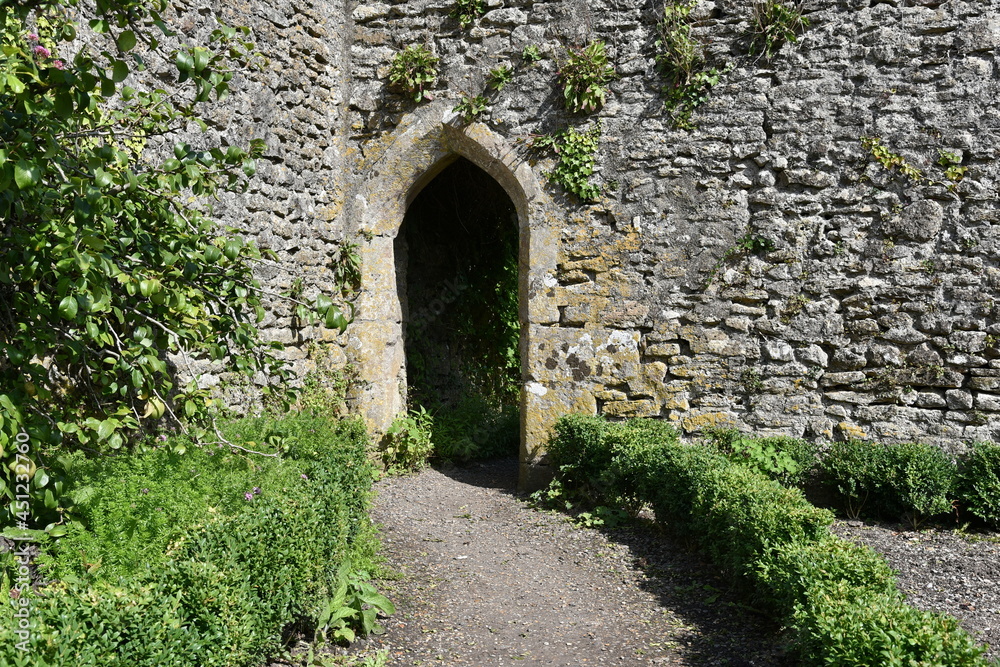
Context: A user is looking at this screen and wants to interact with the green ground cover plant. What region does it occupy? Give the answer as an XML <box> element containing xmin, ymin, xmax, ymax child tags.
<box><xmin>0</xmin><ymin>416</ymin><xmax>385</xmax><ymax>667</ymax></box>
<box><xmin>381</xmin><ymin>407</ymin><xmax>435</xmax><ymax>473</ymax></box>
<box><xmin>0</xmin><ymin>0</ymin><xmax>356</xmax><ymax>532</ymax></box>
<box><xmin>545</xmin><ymin>414</ymin><xmax>992</xmax><ymax>666</ymax></box>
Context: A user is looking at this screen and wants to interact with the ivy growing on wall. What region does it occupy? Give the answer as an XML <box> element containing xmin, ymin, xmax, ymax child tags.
<box><xmin>532</xmin><ymin>123</ymin><xmax>603</xmax><ymax>201</ymax></box>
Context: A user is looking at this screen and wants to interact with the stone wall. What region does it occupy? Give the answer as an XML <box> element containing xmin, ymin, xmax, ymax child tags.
<box><xmin>183</xmin><ymin>0</ymin><xmax>1000</xmax><ymax>487</ymax></box>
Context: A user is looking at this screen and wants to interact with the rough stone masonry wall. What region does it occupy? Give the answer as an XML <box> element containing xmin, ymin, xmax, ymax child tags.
<box><xmin>181</xmin><ymin>0</ymin><xmax>1000</xmax><ymax>485</ymax></box>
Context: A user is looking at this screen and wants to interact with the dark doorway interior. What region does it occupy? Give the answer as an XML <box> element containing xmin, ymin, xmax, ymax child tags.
<box><xmin>396</xmin><ymin>157</ymin><xmax>520</xmax><ymax>462</ymax></box>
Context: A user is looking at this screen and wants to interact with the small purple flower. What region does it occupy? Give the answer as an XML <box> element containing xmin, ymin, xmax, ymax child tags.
<box><xmin>157</xmin><ymin>434</ymin><xmax>168</xmax><ymax>442</ymax></box>
<box><xmin>244</xmin><ymin>492</ymin><xmax>253</xmax><ymax>501</ymax></box>
<box><xmin>33</xmin><ymin>45</ymin><xmax>51</xmax><ymax>58</ymax></box>
<box><xmin>51</xmin><ymin>59</ymin><xmax>64</xmax><ymax>70</ymax></box>
<box><xmin>26</xmin><ymin>33</ymin><xmax>38</xmax><ymax>42</ymax></box>
<box><xmin>140</xmin><ymin>488</ymin><xmax>149</xmax><ymax>495</ymax></box>
<box><xmin>252</xmin><ymin>487</ymin><xmax>262</xmax><ymax>495</ymax></box>
<box><xmin>300</xmin><ymin>474</ymin><xmax>309</xmax><ymax>480</ymax></box>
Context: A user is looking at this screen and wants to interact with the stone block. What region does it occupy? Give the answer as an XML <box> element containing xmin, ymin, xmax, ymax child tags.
<box><xmin>946</xmin><ymin>389</ymin><xmax>974</xmax><ymax>410</ymax></box>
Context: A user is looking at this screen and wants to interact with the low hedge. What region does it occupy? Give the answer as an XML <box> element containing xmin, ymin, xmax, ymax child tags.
<box><xmin>549</xmin><ymin>414</ymin><xmax>992</xmax><ymax>666</ymax></box>
<box><xmin>0</xmin><ymin>416</ymin><xmax>379</xmax><ymax>667</ymax></box>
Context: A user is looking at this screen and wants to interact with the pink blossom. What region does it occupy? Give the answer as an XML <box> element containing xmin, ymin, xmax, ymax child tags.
<box><xmin>33</xmin><ymin>45</ymin><xmax>50</xmax><ymax>58</ymax></box>
<box><xmin>26</xmin><ymin>33</ymin><xmax>38</xmax><ymax>42</ymax></box>
<box><xmin>51</xmin><ymin>59</ymin><xmax>65</xmax><ymax>70</ymax></box>
<box><xmin>244</xmin><ymin>492</ymin><xmax>253</xmax><ymax>501</ymax></box>
<box><xmin>300</xmin><ymin>474</ymin><xmax>309</xmax><ymax>480</ymax></box>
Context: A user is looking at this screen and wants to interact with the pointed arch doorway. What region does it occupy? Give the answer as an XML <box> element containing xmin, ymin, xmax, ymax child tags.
<box><xmin>396</xmin><ymin>156</ymin><xmax>520</xmax><ymax>460</ymax></box>
<box><xmin>348</xmin><ymin>116</ymin><xmax>562</xmax><ymax>491</ymax></box>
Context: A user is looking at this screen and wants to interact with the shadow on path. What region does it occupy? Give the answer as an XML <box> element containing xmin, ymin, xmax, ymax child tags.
<box><xmin>344</xmin><ymin>458</ymin><xmax>796</xmax><ymax>666</ymax></box>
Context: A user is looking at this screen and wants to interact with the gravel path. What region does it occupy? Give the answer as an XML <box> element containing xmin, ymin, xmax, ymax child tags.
<box><xmin>344</xmin><ymin>459</ymin><xmax>793</xmax><ymax>666</ymax></box>
<box><xmin>328</xmin><ymin>458</ymin><xmax>999</xmax><ymax>666</ymax></box>
<box><xmin>831</xmin><ymin>520</ymin><xmax>1000</xmax><ymax>661</ymax></box>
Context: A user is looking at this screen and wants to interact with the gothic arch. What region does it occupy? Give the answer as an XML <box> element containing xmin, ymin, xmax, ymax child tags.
<box><xmin>345</xmin><ymin>104</ymin><xmax>559</xmax><ymax>489</ymax></box>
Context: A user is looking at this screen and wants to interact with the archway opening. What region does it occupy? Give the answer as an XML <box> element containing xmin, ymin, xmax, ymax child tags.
<box><xmin>396</xmin><ymin>156</ymin><xmax>520</xmax><ymax>462</ymax></box>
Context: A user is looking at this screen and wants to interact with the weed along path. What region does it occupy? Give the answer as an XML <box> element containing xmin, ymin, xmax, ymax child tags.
<box><xmin>346</xmin><ymin>459</ymin><xmax>793</xmax><ymax>666</ymax></box>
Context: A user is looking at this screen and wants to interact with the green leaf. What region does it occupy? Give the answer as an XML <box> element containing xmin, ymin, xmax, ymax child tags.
<box><xmin>14</xmin><ymin>162</ymin><xmax>41</xmax><ymax>189</ymax></box>
<box><xmin>193</xmin><ymin>47</ymin><xmax>211</xmax><ymax>73</ymax></box>
<box><xmin>324</xmin><ymin>308</ymin><xmax>348</xmax><ymax>331</ymax></box>
<box><xmin>118</xmin><ymin>30</ymin><xmax>137</xmax><ymax>52</ymax></box>
<box><xmin>175</xmin><ymin>50</ymin><xmax>194</xmax><ymax>73</ymax></box>
<box><xmin>6</xmin><ymin>74</ymin><xmax>24</xmax><ymax>95</ymax></box>
<box><xmin>46</xmin><ymin>524</ymin><xmax>68</xmax><ymax>538</ymax></box>
<box><xmin>96</xmin><ymin>419</ymin><xmax>116</xmax><ymax>441</ymax></box>
<box><xmin>58</xmin><ymin>296</ymin><xmax>79</xmax><ymax>320</ymax></box>
<box><xmin>94</xmin><ymin>168</ymin><xmax>113</xmax><ymax>188</ymax></box>
<box><xmin>54</xmin><ymin>92</ymin><xmax>74</xmax><ymax>118</ymax></box>
<box><xmin>223</xmin><ymin>238</ymin><xmax>242</xmax><ymax>260</ymax></box>
<box><xmin>112</xmin><ymin>60</ymin><xmax>130</xmax><ymax>83</ymax></box>
<box><xmin>204</xmin><ymin>246</ymin><xmax>223</xmax><ymax>263</ymax></box>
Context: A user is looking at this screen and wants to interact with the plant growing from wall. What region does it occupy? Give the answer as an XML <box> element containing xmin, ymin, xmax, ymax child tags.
<box><xmin>533</xmin><ymin>123</ymin><xmax>602</xmax><ymax>201</ymax></box>
<box><xmin>704</xmin><ymin>232</ymin><xmax>775</xmax><ymax>286</ymax></box>
<box><xmin>487</xmin><ymin>64</ymin><xmax>514</xmax><ymax>90</ymax></box>
<box><xmin>453</xmin><ymin>94</ymin><xmax>488</xmax><ymax>122</ymax></box>
<box><xmin>557</xmin><ymin>40</ymin><xmax>615</xmax><ymax>114</ymax></box>
<box><xmin>388</xmin><ymin>44</ymin><xmax>439</xmax><ymax>102</ymax></box>
<box><xmin>521</xmin><ymin>44</ymin><xmax>542</xmax><ymax>64</ymax></box>
<box><xmin>655</xmin><ymin>0</ymin><xmax>725</xmax><ymax>129</ymax></box>
<box><xmin>861</xmin><ymin>136</ymin><xmax>972</xmax><ymax>193</ymax></box>
<box><xmin>748</xmin><ymin>0</ymin><xmax>809</xmax><ymax>59</ymax></box>
<box><xmin>861</xmin><ymin>136</ymin><xmax>924</xmax><ymax>183</ymax></box>
<box><xmin>938</xmin><ymin>150</ymin><xmax>968</xmax><ymax>185</ymax></box>
<box><xmin>450</xmin><ymin>0</ymin><xmax>485</xmax><ymax>29</ymax></box>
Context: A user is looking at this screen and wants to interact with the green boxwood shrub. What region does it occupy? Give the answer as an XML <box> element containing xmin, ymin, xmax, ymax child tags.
<box><xmin>883</xmin><ymin>441</ymin><xmax>956</xmax><ymax>526</ymax></box>
<box><xmin>821</xmin><ymin>439</ymin><xmax>956</xmax><ymax>525</ymax></box>
<box><xmin>957</xmin><ymin>441</ymin><xmax>1000</xmax><ymax>529</ymax></box>
<box><xmin>0</xmin><ymin>416</ymin><xmax>380</xmax><ymax>667</ymax></box>
<box><xmin>819</xmin><ymin>438</ymin><xmax>891</xmax><ymax>518</ymax></box>
<box><xmin>794</xmin><ymin>587</ymin><xmax>988</xmax><ymax>667</ymax></box>
<box><xmin>546</xmin><ymin>415</ymin><xmax>991</xmax><ymax>666</ymax></box>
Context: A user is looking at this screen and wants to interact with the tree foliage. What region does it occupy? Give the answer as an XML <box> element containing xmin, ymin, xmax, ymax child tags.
<box><xmin>0</xmin><ymin>0</ymin><xmax>353</xmax><ymax>529</ymax></box>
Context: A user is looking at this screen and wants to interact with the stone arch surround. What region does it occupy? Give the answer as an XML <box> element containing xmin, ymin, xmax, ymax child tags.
<box><xmin>344</xmin><ymin>103</ymin><xmax>564</xmax><ymax>489</ymax></box>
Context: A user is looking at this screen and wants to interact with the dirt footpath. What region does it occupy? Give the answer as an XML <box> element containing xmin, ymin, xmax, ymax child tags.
<box><xmin>344</xmin><ymin>459</ymin><xmax>792</xmax><ymax>666</ymax></box>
